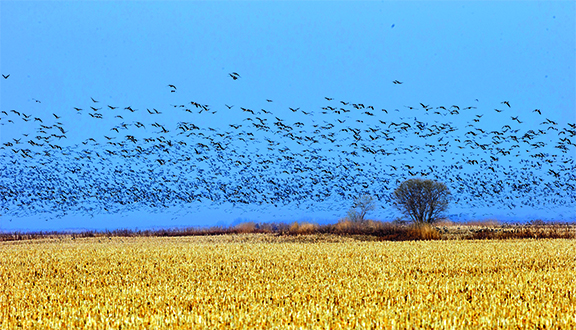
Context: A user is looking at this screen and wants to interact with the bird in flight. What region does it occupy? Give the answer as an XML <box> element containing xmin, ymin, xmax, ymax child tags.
<box><xmin>2</xmin><ymin>74</ymin><xmax>9</xmax><ymax>79</ymax></box>
<box><xmin>91</xmin><ymin>97</ymin><xmax>99</xmax><ymax>103</ymax></box>
<box><xmin>168</xmin><ymin>84</ymin><xmax>177</xmax><ymax>90</ymax></box>
<box><xmin>229</xmin><ymin>72</ymin><xmax>241</xmax><ymax>80</ymax></box>
<box><xmin>501</xmin><ymin>101</ymin><xmax>511</xmax><ymax>107</ymax></box>
<box><xmin>392</xmin><ymin>80</ymin><xmax>403</xmax><ymax>84</ymax></box>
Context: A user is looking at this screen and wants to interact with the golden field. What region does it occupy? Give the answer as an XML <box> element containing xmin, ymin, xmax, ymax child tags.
<box><xmin>1</xmin><ymin>234</ymin><xmax>575</xmax><ymax>329</ymax></box>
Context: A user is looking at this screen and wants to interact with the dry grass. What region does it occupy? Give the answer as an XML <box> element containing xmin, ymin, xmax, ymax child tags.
<box><xmin>1</xmin><ymin>235</ymin><xmax>575</xmax><ymax>329</ymax></box>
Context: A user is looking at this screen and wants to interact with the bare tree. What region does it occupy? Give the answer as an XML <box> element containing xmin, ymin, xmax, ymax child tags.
<box><xmin>393</xmin><ymin>178</ymin><xmax>451</xmax><ymax>224</ymax></box>
<box><xmin>347</xmin><ymin>195</ymin><xmax>376</xmax><ymax>222</ymax></box>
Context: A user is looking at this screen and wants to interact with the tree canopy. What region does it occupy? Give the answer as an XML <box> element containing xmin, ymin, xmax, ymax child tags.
<box><xmin>393</xmin><ymin>178</ymin><xmax>451</xmax><ymax>224</ymax></box>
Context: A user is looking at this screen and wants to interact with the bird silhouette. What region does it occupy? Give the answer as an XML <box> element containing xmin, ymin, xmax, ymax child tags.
<box><xmin>2</xmin><ymin>74</ymin><xmax>9</xmax><ymax>79</ymax></box>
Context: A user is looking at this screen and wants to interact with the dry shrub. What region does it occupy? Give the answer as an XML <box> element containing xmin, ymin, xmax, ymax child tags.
<box><xmin>288</xmin><ymin>222</ymin><xmax>300</xmax><ymax>234</ymax></box>
<box><xmin>328</xmin><ymin>220</ymin><xmax>441</xmax><ymax>241</ymax></box>
<box><xmin>407</xmin><ymin>224</ymin><xmax>441</xmax><ymax>240</ymax></box>
<box><xmin>334</xmin><ymin>219</ymin><xmax>355</xmax><ymax>233</ymax></box>
<box><xmin>234</xmin><ymin>222</ymin><xmax>257</xmax><ymax>234</ymax></box>
<box><xmin>332</xmin><ymin>219</ymin><xmax>388</xmax><ymax>234</ymax></box>
<box><xmin>288</xmin><ymin>222</ymin><xmax>318</xmax><ymax>235</ymax></box>
<box><xmin>298</xmin><ymin>222</ymin><xmax>318</xmax><ymax>235</ymax></box>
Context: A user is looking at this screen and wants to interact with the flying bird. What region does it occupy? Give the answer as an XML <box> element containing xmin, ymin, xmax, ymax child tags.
<box><xmin>393</xmin><ymin>80</ymin><xmax>403</xmax><ymax>84</ymax></box>
<box><xmin>545</xmin><ymin>118</ymin><xmax>557</xmax><ymax>125</ymax></box>
<box><xmin>2</xmin><ymin>74</ymin><xmax>9</xmax><ymax>79</ymax></box>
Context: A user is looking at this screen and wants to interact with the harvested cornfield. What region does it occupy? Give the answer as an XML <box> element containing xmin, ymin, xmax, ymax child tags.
<box><xmin>1</xmin><ymin>234</ymin><xmax>575</xmax><ymax>329</ymax></box>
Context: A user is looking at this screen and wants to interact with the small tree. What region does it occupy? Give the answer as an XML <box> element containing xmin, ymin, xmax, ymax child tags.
<box><xmin>393</xmin><ymin>178</ymin><xmax>451</xmax><ymax>225</ymax></box>
<box><xmin>347</xmin><ymin>195</ymin><xmax>376</xmax><ymax>222</ymax></box>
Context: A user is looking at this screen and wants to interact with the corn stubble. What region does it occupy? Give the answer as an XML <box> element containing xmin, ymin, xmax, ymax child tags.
<box><xmin>1</xmin><ymin>235</ymin><xmax>575</xmax><ymax>329</ymax></box>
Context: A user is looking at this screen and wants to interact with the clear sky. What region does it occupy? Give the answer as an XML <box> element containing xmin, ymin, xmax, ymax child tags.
<box><xmin>1</xmin><ymin>1</ymin><xmax>575</xmax><ymax>231</ymax></box>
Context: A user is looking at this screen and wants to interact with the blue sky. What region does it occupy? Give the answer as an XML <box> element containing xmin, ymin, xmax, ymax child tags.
<box><xmin>1</xmin><ymin>1</ymin><xmax>575</xmax><ymax>231</ymax></box>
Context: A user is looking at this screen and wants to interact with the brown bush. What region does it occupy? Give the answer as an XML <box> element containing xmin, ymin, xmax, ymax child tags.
<box><xmin>407</xmin><ymin>224</ymin><xmax>441</xmax><ymax>240</ymax></box>
<box><xmin>234</xmin><ymin>222</ymin><xmax>257</xmax><ymax>234</ymax></box>
<box><xmin>287</xmin><ymin>222</ymin><xmax>318</xmax><ymax>235</ymax></box>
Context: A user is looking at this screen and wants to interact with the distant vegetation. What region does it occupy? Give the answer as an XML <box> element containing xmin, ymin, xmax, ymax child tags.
<box><xmin>1</xmin><ymin>219</ymin><xmax>574</xmax><ymax>242</ymax></box>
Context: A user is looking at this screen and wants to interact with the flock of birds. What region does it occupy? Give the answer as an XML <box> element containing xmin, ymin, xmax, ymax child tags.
<box><xmin>1</xmin><ymin>73</ymin><xmax>575</xmax><ymax>223</ymax></box>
